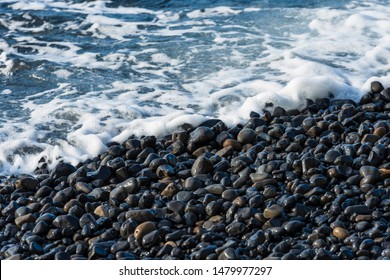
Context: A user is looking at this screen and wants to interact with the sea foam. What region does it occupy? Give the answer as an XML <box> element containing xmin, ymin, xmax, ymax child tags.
<box><xmin>1</xmin><ymin>0</ymin><xmax>390</xmax><ymax>175</ymax></box>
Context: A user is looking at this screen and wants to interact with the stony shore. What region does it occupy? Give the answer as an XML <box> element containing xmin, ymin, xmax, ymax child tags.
<box><xmin>1</xmin><ymin>81</ymin><xmax>390</xmax><ymax>260</ymax></box>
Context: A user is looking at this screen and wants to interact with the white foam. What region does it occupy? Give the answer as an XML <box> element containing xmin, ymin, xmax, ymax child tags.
<box><xmin>2</xmin><ymin>0</ymin><xmax>390</xmax><ymax>175</ymax></box>
<box><xmin>187</xmin><ymin>7</ymin><xmax>241</xmax><ymax>18</ymax></box>
<box><xmin>11</xmin><ymin>1</ymin><xmax>47</xmax><ymax>11</ymax></box>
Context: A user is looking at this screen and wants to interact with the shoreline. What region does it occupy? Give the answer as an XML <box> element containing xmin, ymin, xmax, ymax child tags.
<box><xmin>1</xmin><ymin>81</ymin><xmax>389</xmax><ymax>260</ymax></box>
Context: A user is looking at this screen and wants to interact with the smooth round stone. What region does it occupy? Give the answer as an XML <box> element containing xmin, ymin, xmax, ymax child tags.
<box><xmin>222</xmin><ymin>189</ymin><xmax>239</xmax><ymax>201</ymax></box>
<box><xmin>205</xmin><ymin>184</ymin><xmax>225</xmax><ymax>195</ymax></box>
<box><xmin>302</xmin><ymin>117</ymin><xmax>316</xmax><ymax>131</ymax></box>
<box><xmin>15</xmin><ymin>177</ymin><xmax>39</xmax><ymax>191</ymax></box>
<box><xmin>147</xmin><ymin>157</ymin><xmax>165</xmax><ymax>170</ymax></box>
<box><xmin>134</xmin><ymin>221</ymin><xmax>156</xmax><ymax>240</ymax></box>
<box><xmin>89</xmin><ymin>245</ymin><xmax>109</xmax><ymax>259</ymax></box>
<box><xmin>50</xmin><ymin>162</ymin><xmax>77</xmax><ymax>180</ymax></box>
<box><xmin>263</xmin><ymin>204</ymin><xmax>283</xmax><ymax>219</ymax></box>
<box><xmin>373</xmin><ymin>127</ymin><xmax>387</xmax><ymax>137</ymax></box>
<box><xmin>52</xmin><ymin>215</ymin><xmax>80</xmax><ymax>231</ymax></box>
<box><xmin>75</xmin><ymin>182</ymin><xmax>93</xmax><ymax>194</ymax></box>
<box><xmin>380</xmin><ymin>87</ymin><xmax>390</xmax><ymax>102</ymax></box>
<box><xmin>355</xmin><ymin>221</ymin><xmax>370</xmax><ymax>232</ymax></box>
<box><xmin>359</xmin><ymin>239</ymin><xmax>375</xmax><ymax>250</ymax></box>
<box><xmin>55</xmin><ymin>251</ymin><xmax>71</xmax><ymax>260</ymax></box>
<box><xmin>223</xmin><ymin>139</ymin><xmax>242</xmax><ymax>151</ymax></box>
<box><xmin>14</xmin><ymin>206</ymin><xmax>33</xmax><ymax>218</ymax></box>
<box><xmin>268</xmin><ymin>127</ymin><xmax>284</xmax><ymax>139</ymax></box>
<box><xmin>344</xmin><ymin>205</ymin><xmax>371</xmax><ymax>215</ymax></box>
<box><xmin>312</xmin><ymin>239</ymin><xmax>327</xmax><ymax>249</ymax></box>
<box><xmin>142</xmin><ymin>229</ymin><xmax>161</xmax><ymax>248</ymax></box>
<box><xmin>156</xmin><ymin>164</ymin><xmax>175</xmax><ymax>178</ymax></box>
<box><xmin>94</xmin><ymin>205</ymin><xmax>109</xmax><ymax>217</ymax></box>
<box><xmin>237</xmin><ymin>128</ymin><xmax>256</xmax><ymax>144</ymax></box>
<box><xmin>167</xmin><ymin>200</ymin><xmax>185</xmax><ymax>213</ymax></box>
<box><xmin>371</xmin><ymin>81</ymin><xmax>384</xmax><ymax>93</ymax></box>
<box><xmin>218</xmin><ymin>248</ymin><xmax>238</xmax><ymax>260</ymax></box>
<box><xmin>273</xmin><ymin>240</ymin><xmax>291</xmax><ymax>253</ymax></box>
<box><xmin>189</xmin><ymin>126</ymin><xmax>215</xmax><ymax>144</ymax></box>
<box><xmin>359</xmin><ymin>166</ymin><xmax>380</xmax><ymax>178</ymax></box>
<box><xmin>338</xmin><ymin>104</ymin><xmax>356</xmax><ymax>121</ymax></box>
<box><xmin>161</xmin><ymin>183</ymin><xmax>178</xmax><ymax>197</ymax></box>
<box><xmin>333</xmin><ymin>227</ymin><xmax>349</xmax><ymax>239</ymax></box>
<box><xmin>184</xmin><ymin>177</ymin><xmax>202</xmax><ymax>191</ymax></box>
<box><xmin>33</xmin><ymin>221</ymin><xmax>50</xmax><ymax>235</ymax></box>
<box><xmin>110</xmin><ymin>186</ymin><xmax>127</xmax><ymax>202</ymax></box>
<box><xmin>309</xmin><ymin>174</ymin><xmax>328</xmax><ymax>187</ymax></box>
<box><xmin>283</xmin><ymin>220</ymin><xmax>304</xmax><ymax>235</ymax></box>
<box><xmin>250</xmin><ymin>172</ymin><xmax>272</xmax><ymax>182</ymax></box>
<box><xmin>116</xmin><ymin>251</ymin><xmax>137</xmax><ymax>260</ymax></box>
<box><xmin>191</xmin><ymin>156</ymin><xmax>214</xmax><ymax>176</ymax></box>
<box><xmin>15</xmin><ymin>213</ymin><xmax>36</xmax><ymax>228</ymax></box>
<box><xmin>175</xmin><ymin>191</ymin><xmax>194</xmax><ymax>202</ymax></box>
<box><xmin>307</xmin><ymin>126</ymin><xmax>322</xmax><ymax>137</ymax></box>
<box><xmin>225</xmin><ymin>221</ymin><xmax>246</xmax><ymax>236</ymax></box>
<box><xmin>361</xmin><ymin>134</ymin><xmax>379</xmax><ymax>144</ymax></box>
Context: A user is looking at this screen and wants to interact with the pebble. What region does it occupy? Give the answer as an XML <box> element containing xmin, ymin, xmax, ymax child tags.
<box><xmin>191</xmin><ymin>156</ymin><xmax>214</xmax><ymax>176</ymax></box>
<box><xmin>15</xmin><ymin>177</ymin><xmax>39</xmax><ymax>191</ymax></box>
<box><xmin>189</xmin><ymin>126</ymin><xmax>215</xmax><ymax>145</ymax></box>
<box><xmin>75</xmin><ymin>182</ymin><xmax>93</xmax><ymax>194</ymax></box>
<box><xmin>52</xmin><ymin>215</ymin><xmax>80</xmax><ymax>231</ymax></box>
<box><xmin>344</xmin><ymin>205</ymin><xmax>371</xmax><ymax>215</ymax></box>
<box><xmin>359</xmin><ymin>166</ymin><xmax>381</xmax><ymax>178</ymax></box>
<box><xmin>263</xmin><ymin>204</ymin><xmax>283</xmax><ymax>219</ymax></box>
<box><xmin>237</xmin><ymin>128</ymin><xmax>256</xmax><ymax>144</ymax></box>
<box><xmin>15</xmin><ymin>213</ymin><xmax>36</xmax><ymax>228</ymax></box>
<box><xmin>332</xmin><ymin>227</ymin><xmax>349</xmax><ymax>239</ymax></box>
<box><xmin>134</xmin><ymin>222</ymin><xmax>156</xmax><ymax>240</ymax></box>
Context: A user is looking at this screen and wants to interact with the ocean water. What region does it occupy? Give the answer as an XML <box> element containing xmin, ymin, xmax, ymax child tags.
<box><xmin>1</xmin><ymin>0</ymin><xmax>390</xmax><ymax>175</ymax></box>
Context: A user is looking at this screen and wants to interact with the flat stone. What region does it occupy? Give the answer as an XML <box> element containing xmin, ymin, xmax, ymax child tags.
<box><xmin>344</xmin><ymin>205</ymin><xmax>371</xmax><ymax>215</ymax></box>
<box><xmin>15</xmin><ymin>213</ymin><xmax>36</xmax><ymax>228</ymax></box>
<box><xmin>263</xmin><ymin>204</ymin><xmax>283</xmax><ymax>219</ymax></box>
<box><xmin>94</xmin><ymin>205</ymin><xmax>109</xmax><ymax>217</ymax></box>
<box><xmin>15</xmin><ymin>177</ymin><xmax>39</xmax><ymax>191</ymax></box>
<box><xmin>359</xmin><ymin>166</ymin><xmax>380</xmax><ymax>178</ymax></box>
<box><xmin>134</xmin><ymin>221</ymin><xmax>156</xmax><ymax>240</ymax></box>
<box><xmin>205</xmin><ymin>184</ymin><xmax>225</xmax><ymax>195</ymax></box>
<box><xmin>333</xmin><ymin>227</ymin><xmax>349</xmax><ymax>239</ymax></box>
<box><xmin>53</xmin><ymin>214</ymin><xmax>80</xmax><ymax>231</ymax></box>
<box><xmin>75</xmin><ymin>182</ymin><xmax>93</xmax><ymax>194</ymax></box>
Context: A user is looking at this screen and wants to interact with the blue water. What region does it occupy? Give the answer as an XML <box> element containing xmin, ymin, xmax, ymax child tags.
<box><xmin>1</xmin><ymin>0</ymin><xmax>390</xmax><ymax>174</ymax></box>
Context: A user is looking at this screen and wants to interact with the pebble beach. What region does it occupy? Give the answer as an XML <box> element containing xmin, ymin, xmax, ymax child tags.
<box><xmin>1</xmin><ymin>81</ymin><xmax>390</xmax><ymax>260</ymax></box>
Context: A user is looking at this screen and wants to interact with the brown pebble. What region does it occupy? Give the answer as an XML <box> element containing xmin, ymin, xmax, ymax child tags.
<box><xmin>355</xmin><ymin>214</ymin><xmax>373</xmax><ymax>222</ymax></box>
<box><xmin>373</xmin><ymin>127</ymin><xmax>387</xmax><ymax>137</ymax></box>
<box><xmin>216</xmin><ymin>146</ymin><xmax>234</xmax><ymax>157</ymax></box>
<box><xmin>232</xmin><ymin>196</ymin><xmax>246</xmax><ymax>207</ymax></box>
<box><xmin>161</xmin><ymin>182</ymin><xmax>178</xmax><ymax>197</ymax></box>
<box><xmin>263</xmin><ymin>204</ymin><xmax>283</xmax><ymax>219</ymax></box>
<box><xmin>15</xmin><ymin>213</ymin><xmax>36</xmax><ymax>228</ymax></box>
<box><xmin>223</xmin><ymin>139</ymin><xmax>242</xmax><ymax>151</ymax></box>
<box><xmin>380</xmin><ymin>168</ymin><xmax>390</xmax><ymax>177</ymax></box>
<box><xmin>192</xmin><ymin>146</ymin><xmax>212</xmax><ymax>157</ymax></box>
<box><xmin>134</xmin><ymin>221</ymin><xmax>156</xmax><ymax>240</ymax></box>
<box><xmin>94</xmin><ymin>205</ymin><xmax>109</xmax><ymax>217</ymax></box>
<box><xmin>332</xmin><ymin>227</ymin><xmax>349</xmax><ymax>239</ymax></box>
<box><xmin>165</xmin><ymin>241</ymin><xmax>177</xmax><ymax>248</ymax></box>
